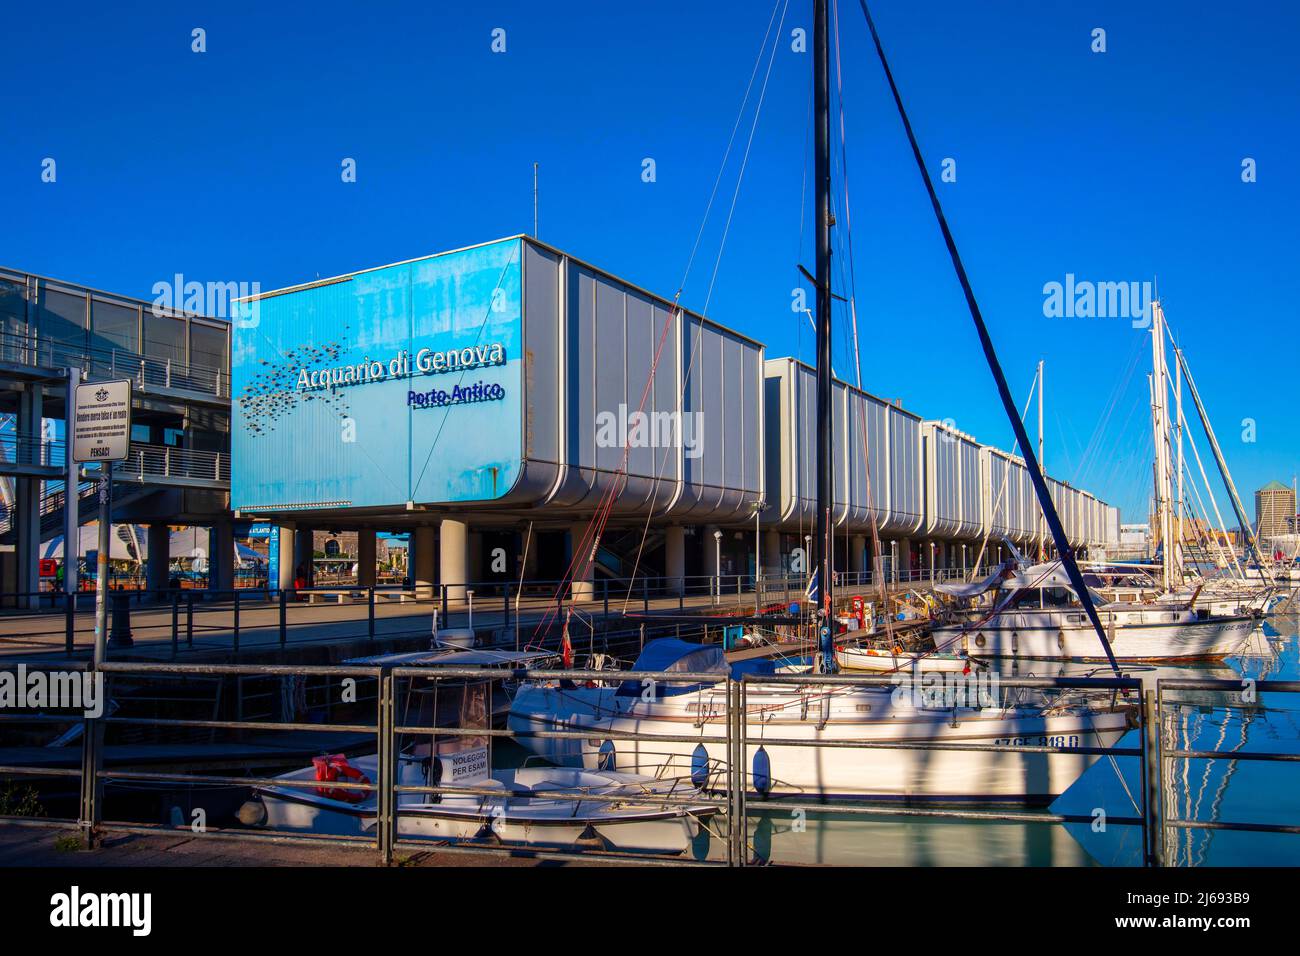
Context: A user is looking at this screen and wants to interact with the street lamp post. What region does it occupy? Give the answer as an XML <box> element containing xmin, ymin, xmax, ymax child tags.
<box><xmin>712</xmin><ymin>529</ymin><xmax>722</xmax><ymax>604</ymax></box>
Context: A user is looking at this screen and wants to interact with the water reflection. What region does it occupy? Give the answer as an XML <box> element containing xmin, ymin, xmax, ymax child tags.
<box><xmin>709</xmin><ymin>614</ymin><xmax>1300</xmax><ymax>866</ymax></box>
<box><xmin>1053</xmin><ymin>613</ymin><xmax>1300</xmax><ymax>866</ymax></box>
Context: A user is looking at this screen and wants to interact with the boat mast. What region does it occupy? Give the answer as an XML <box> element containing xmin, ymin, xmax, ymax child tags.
<box><xmin>1150</xmin><ymin>300</ymin><xmax>1173</xmax><ymax>592</ymax></box>
<box><xmin>1168</xmin><ymin>334</ymin><xmax>1273</xmax><ymax>581</ymax></box>
<box><xmin>814</xmin><ymin>0</ymin><xmax>836</xmax><ymax>672</ymax></box>
<box><xmin>1037</xmin><ymin>359</ymin><xmax>1045</xmax><ymax>561</ymax></box>
<box><xmin>1174</xmin><ymin>341</ymin><xmax>1185</xmax><ymax>583</ymax></box>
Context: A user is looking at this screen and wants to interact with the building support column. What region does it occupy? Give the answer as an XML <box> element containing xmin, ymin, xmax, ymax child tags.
<box><xmin>15</xmin><ymin>386</ymin><xmax>42</xmax><ymax>610</ymax></box>
<box><xmin>763</xmin><ymin>530</ymin><xmax>782</xmax><ymax>578</ymax></box>
<box><xmin>357</xmin><ymin>529</ymin><xmax>377</xmax><ymax>587</ymax></box>
<box><xmin>146</xmin><ymin>523</ymin><xmax>171</xmax><ymax>595</ymax></box>
<box><xmin>468</xmin><ymin>531</ymin><xmax>483</xmax><ymax>587</ymax></box>
<box><xmin>665</xmin><ymin>525</ymin><xmax>686</xmax><ymax>595</ymax></box>
<box><xmin>412</xmin><ymin>526</ymin><xmax>437</xmax><ymax>601</ymax></box>
<box><xmin>294</xmin><ymin>528</ymin><xmax>315</xmax><ymax>588</ymax></box>
<box><xmin>439</xmin><ymin>519</ymin><xmax>467</xmax><ymax>605</ymax></box>
<box><xmin>850</xmin><ymin>535</ymin><xmax>867</xmax><ymax>577</ymax></box>
<box><xmin>569</xmin><ymin>520</ymin><xmax>594</xmax><ymax>601</ymax></box>
<box><xmin>277</xmin><ymin>526</ymin><xmax>296</xmax><ymax>591</ymax></box>
<box><xmin>209</xmin><ymin>522</ymin><xmax>234</xmax><ymax>594</ymax></box>
<box><xmin>899</xmin><ymin>538</ymin><xmax>914</xmax><ymax>580</ymax></box>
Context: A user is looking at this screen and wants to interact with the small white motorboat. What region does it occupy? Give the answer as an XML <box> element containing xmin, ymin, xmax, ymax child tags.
<box><xmin>241</xmin><ymin>668</ymin><xmax>716</xmax><ymax>854</ymax></box>
<box><xmin>247</xmin><ymin>752</ymin><xmax>716</xmax><ymax>854</ymax></box>
<box><xmin>835</xmin><ymin>643</ymin><xmax>989</xmax><ymax>675</ymax></box>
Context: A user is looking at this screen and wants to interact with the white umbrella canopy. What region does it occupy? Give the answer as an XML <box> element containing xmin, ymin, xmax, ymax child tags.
<box><xmin>41</xmin><ymin>524</ymin><xmax>144</xmax><ymax>562</ymax></box>
<box><xmin>169</xmin><ymin>527</ymin><xmax>259</xmax><ymax>569</ymax></box>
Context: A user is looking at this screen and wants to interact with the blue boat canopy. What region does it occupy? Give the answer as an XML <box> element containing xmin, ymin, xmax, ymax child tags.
<box><xmin>617</xmin><ymin>639</ymin><xmax>727</xmax><ymax>697</ymax></box>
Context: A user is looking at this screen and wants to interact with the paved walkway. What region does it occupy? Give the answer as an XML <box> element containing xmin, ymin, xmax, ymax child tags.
<box><xmin>0</xmin><ymin>825</ymin><xmax>560</xmax><ymax>867</ymax></box>
<box><xmin>0</xmin><ymin>579</ymin><xmax>938</xmax><ymax>661</ymax></box>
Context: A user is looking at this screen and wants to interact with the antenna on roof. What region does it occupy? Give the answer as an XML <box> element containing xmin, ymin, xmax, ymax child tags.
<box><xmin>533</xmin><ymin>162</ymin><xmax>539</xmax><ymax>238</ymax></box>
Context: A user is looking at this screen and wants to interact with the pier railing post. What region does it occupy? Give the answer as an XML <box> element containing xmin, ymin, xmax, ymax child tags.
<box><xmin>78</xmin><ymin>685</ymin><xmax>104</xmax><ymax>849</ymax></box>
<box><xmin>65</xmin><ymin>592</ymin><xmax>75</xmax><ymax>656</ymax></box>
<box><xmin>171</xmin><ymin>592</ymin><xmax>179</xmax><ymax>656</ymax></box>
<box><xmin>1143</xmin><ymin>687</ymin><xmax>1165</xmax><ymax>867</ymax></box>
<box><xmin>279</xmin><ymin>588</ymin><xmax>288</xmax><ymax>646</ymax></box>
<box><xmin>232</xmin><ymin>589</ymin><xmax>240</xmax><ymax>653</ymax></box>
<box><xmin>368</xmin><ymin>586</ymin><xmax>376</xmax><ymax>640</ymax></box>
<box><xmin>377</xmin><ymin>669</ymin><xmax>396</xmax><ymax>865</ymax></box>
<box><xmin>186</xmin><ymin>592</ymin><xmax>194</xmax><ymax>647</ymax></box>
<box><xmin>737</xmin><ymin>678</ymin><xmax>748</xmax><ymax>868</ymax></box>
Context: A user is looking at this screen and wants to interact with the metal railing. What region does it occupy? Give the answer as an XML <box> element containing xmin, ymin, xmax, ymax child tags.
<box><xmin>116</xmin><ymin>442</ymin><xmax>229</xmax><ymax>483</ymax></box>
<box><xmin>0</xmin><ymin>328</ymin><xmax>227</xmax><ymax>398</ymax></box>
<box><xmin>0</xmin><ymin>660</ymin><xmax>1138</xmax><ymax>868</ymax></box>
<box><xmin>3</xmin><ymin>660</ymin><xmax>1298</xmax><ymax>866</ymax></box>
<box><xmin>1153</xmin><ymin>677</ymin><xmax>1300</xmax><ymax>866</ymax></box>
<box><xmin>0</xmin><ymin>568</ymin><xmax>977</xmax><ymax>658</ymax></box>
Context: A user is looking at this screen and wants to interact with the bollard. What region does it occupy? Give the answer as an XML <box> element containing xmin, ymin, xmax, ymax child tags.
<box><xmin>108</xmin><ymin>592</ymin><xmax>134</xmax><ymax>649</ymax></box>
<box><xmin>279</xmin><ymin>587</ymin><xmax>288</xmax><ymax>646</ymax></box>
<box><xmin>65</xmin><ymin>592</ymin><xmax>75</xmax><ymax>656</ymax></box>
<box><xmin>368</xmin><ymin>586</ymin><xmax>376</xmax><ymax>640</ymax></box>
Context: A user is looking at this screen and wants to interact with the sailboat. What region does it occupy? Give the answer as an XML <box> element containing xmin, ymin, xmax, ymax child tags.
<box><xmin>928</xmin><ymin>557</ymin><xmax>1254</xmax><ymax>662</ymax></box>
<box><xmin>1101</xmin><ymin>302</ymin><xmax>1286</xmax><ymax>616</ymax></box>
<box><xmin>509</xmin><ymin>0</ymin><xmax>1132</xmax><ymax>804</ymax></box>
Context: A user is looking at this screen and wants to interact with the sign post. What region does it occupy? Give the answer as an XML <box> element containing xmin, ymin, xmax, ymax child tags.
<box><xmin>72</xmin><ymin>379</ymin><xmax>133</xmax><ymax>665</ymax></box>
<box><xmin>63</xmin><ymin>368</ymin><xmax>80</xmax><ymax>601</ymax></box>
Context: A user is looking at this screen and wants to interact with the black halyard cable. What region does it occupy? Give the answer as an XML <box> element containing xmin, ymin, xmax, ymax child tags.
<box><xmin>856</xmin><ymin>0</ymin><xmax>1120</xmax><ymax>674</ymax></box>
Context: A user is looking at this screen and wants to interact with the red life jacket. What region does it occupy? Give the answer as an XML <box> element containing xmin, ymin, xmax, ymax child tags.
<box><xmin>311</xmin><ymin>754</ymin><xmax>371</xmax><ymax>803</ymax></box>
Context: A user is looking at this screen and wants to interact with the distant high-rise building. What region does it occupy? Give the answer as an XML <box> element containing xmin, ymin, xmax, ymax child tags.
<box><xmin>1255</xmin><ymin>480</ymin><xmax>1296</xmax><ymax>539</ymax></box>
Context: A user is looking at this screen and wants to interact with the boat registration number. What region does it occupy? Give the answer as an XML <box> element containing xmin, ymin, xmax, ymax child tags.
<box><xmin>994</xmin><ymin>735</ymin><xmax>1081</xmax><ymax>748</ymax></box>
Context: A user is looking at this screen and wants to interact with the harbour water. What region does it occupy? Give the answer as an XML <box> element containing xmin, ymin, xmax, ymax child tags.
<box><xmin>696</xmin><ymin>610</ymin><xmax>1300</xmax><ymax>866</ymax></box>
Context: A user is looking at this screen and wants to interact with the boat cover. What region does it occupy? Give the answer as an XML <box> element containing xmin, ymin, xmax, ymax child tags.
<box><xmin>617</xmin><ymin>639</ymin><xmax>726</xmax><ymax>697</ymax></box>
<box><xmin>934</xmin><ymin>563</ymin><xmax>1009</xmax><ymax>599</ymax></box>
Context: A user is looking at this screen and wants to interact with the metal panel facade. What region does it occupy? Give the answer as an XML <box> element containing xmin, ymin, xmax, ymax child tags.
<box><xmin>231</xmin><ymin>238</ymin><xmax>524</xmax><ymax>512</ymax></box>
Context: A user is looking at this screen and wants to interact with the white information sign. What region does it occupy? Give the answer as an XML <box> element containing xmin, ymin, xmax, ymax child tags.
<box><xmin>72</xmin><ymin>379</ymin><xmax>133</xmax><ymax>463</ymax></box>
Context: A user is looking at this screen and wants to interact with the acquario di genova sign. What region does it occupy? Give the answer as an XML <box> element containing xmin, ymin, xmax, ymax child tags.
<box><xmin>295</xmin><ymin>343</ymin><xmax>509</xmax><ymax>410</ymax></box>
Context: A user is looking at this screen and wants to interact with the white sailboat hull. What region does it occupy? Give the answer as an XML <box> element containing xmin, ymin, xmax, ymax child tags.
<box><xmin>931</xmin><ymin>610</ymin><xmax>1253</xmax><ymax>662</ymax></box>
<box><xmin>509</xmin><ymin>684</ymin><xmax>1130</xmax><ymax>804</ymax></box>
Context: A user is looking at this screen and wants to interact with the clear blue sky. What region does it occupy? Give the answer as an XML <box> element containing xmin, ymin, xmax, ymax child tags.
<box><xmin>4</xmin><ymin>1</ymin><xmax>1297</xmax><ymax>524</ymax></box>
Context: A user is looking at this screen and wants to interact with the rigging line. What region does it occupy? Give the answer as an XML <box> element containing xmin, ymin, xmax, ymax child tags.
<box><xmin>856</xmin><ymin>0</ymin><xmax>1118</xmax><ymax>674</ymax></box>
<box><xmin>968</xmin><ymin>372</ymin><xmax>1038</xmax><ymax>580</ymax></box>
<box><xmin>523</xmin><ymin>12</ymin><xmax>789</xmax><ymax>639</ymax></box>
<box><xmin>680</xmin><ymin>0</ymin><xmax>784</xmax><ymax>295</ymax></box>
<box><xmin>614</xmin><ymin>5</ymin><xmax>796</xmax><ymax>609</ymax></box>
<box><xmin>527</xmin><ymin>304</ymin><xmax>681</xmax><ymax>644</ymax></box>
<box><xmin>513</xmin><ymin>520</ymin><xmax>533</xmax><ymax>649</ymax></box>
<box><xmin>830</xmin><ymin>68</ymin><xmax>897</xmax><ymax>637</ymax></box>
<box><xmin>547</xmin><ymin>3</ymin><xmax>791</xmax><ymax>626</ymax></box>
<box><xmin>1075</xmin><ymin>335</ymin><xmax>1144</xmax><ymax>490</ymax></box>
<box><xmin>701</xmin><ymin>0</ymin><xmax>790</xmax><ymax>315</ymax></box>
<box><xmin>411</xmin><ymin>244</ymin><xmax>520</xmax><ymax>490</ymax></box>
